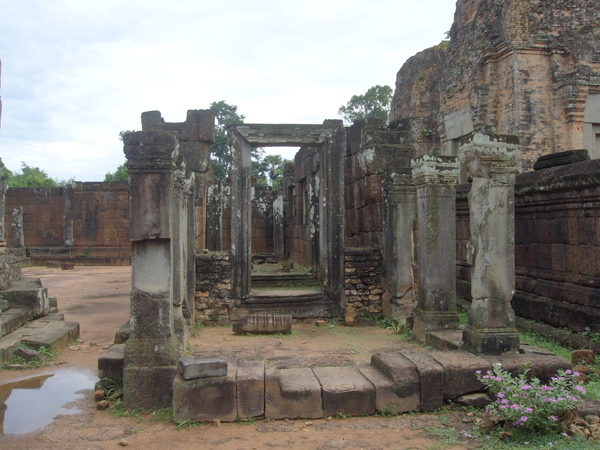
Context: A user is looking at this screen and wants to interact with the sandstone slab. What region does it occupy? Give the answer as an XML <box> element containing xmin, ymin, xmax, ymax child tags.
<box><xmin>368</xmin><ymin>352</ymin><xmax>419</xmax><ymax>413</ymax></box>
<box><xmin>177</xmin><ymin>357</ymin><xmax>227</xmax><ymax>380</ymax></box>
<box><xmin>430</xmin><ymin>350</ymin><xmax>491</xmax><ymax>400</ymax></box>
<box><xmin>313</xmin><ymin>366</ymin><xmax>375</xmax><ymax>417</ymax></box>
<box><xmin>400</xmin><ymin>350</ymin><xmax>444</xmax><ymax>411</ymax></box>
<box><xmin>265</xmin><ymin>366</ymin><xmax>323</xmax><ymax>420</ymax></box>
<box><xmin>236</xmin><ymin>359</ymin><xmax>265</xmax><ymax>419</ymax></box>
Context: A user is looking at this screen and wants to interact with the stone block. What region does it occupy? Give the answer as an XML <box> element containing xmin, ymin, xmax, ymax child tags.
<box><xmin>233</xmin><ymin>314</ymin><xmax>292</xmax><ymax>335</ymax></box>
<box><xmin>572</xmin><ymin>349</ymin><xmax>595</xmax><ymax>366</ymax></box>
<box><xmin>0</xmin><ymin>307</ymin><xmax>29</xmax><ymax>336</ymax></box>
<box><xmin>177</xmin><ymin>357</ymin><xmax>227</xmax><ymax>380</ymax></box>
<box><xmin>98</xmin><ymin>344</ymin><xmax>125</xmax><ymax>386</ymax></box>
<box><xmin>357</xmin><ymin>365</ymin><xmax>412</xmax><ymax>414</ymax></box>
<box><xmin>313</xmin><ymin>366</ymin><xmax>375</xmax><ymax>417</ymax></box>
<box><xmin>20</xmin><ymin>320</ymin><xmax>80</xmax><ymax>351</ymax></box>
<box><xmin>482</xmin><ymin>353</ymin><xmax>571</xmax><ymax>382</ymax></box>
<box><xmin>172</xmin><ymin>360</ymin><xmax>238</xmax><ymax>423</ymax></box>
<box><xmin>430</xmin><ymin>350</ymin><xmax>491</xmax><ymax>400</ymax></box>
<box><xmin>237</xmin><ymin>359</ymin><xmax>265</xmax><ymax>419</ymax></box>
<box><xmin>124</xmin><ymin>365</ymin><xmax>178</xmax><ymax>410</ymax></box>
<box><xmin>368</xmin><ymin>352</ymin><xmax>420</xmax><ymax>413</ymax></box>
<box><xmin>265</xmin><ymin>366</ymin><xmax>323</xmax><ymax>420</ymax></box>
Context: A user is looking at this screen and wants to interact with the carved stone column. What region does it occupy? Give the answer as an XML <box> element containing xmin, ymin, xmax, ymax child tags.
<box><xmin>171</xmin><ymin>155</ymin><xmax>188</xmax><ymax>349</ymax></box>
<box><xmin>460</xmin><ymin>132</ymin><xmax>521</xmax><ymax>355</ymax></box>
<box><xmin>411</xmin><ymin>156</ymin><xmax>460</xmax><ymax>342</ymax></box>
<box><xmin>122</xmin><ymin>131</ymin><xmax>180</xmax><ymax>409</ymax></box>
<box><xmin>382</xmin><ymin>170</ymin><xmax>417</xmax><ymax>324</ymax></box>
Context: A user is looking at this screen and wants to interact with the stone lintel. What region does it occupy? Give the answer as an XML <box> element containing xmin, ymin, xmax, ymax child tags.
<box><xmin>462</xmin><ymin>325</ymin><xmax>520</xmax><ymax>355</ymax></box>
<box><xmin>459</xmin><ymin>132</ymin><xmax>520</xmax><ymax>178</ymax></box>
<box><xmin>233</xmin><ymin>123</ymin><xmax>341</xmax><ymax>147</ymax></box>
<box><xmin>411</xmin><ymin>155</ymin><xmax>459</xmax><ymax>186</ymax></box>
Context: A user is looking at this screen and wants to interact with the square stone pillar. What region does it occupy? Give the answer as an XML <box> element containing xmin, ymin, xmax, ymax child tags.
<box><xmin>411</xmin><ymin>156</ymin><xmax>460</xmax><ymax>342</ymax></box>
<box><xmin>11</xmin><ymin>207</ymin><xmax>24</xmax><ymax>249</ymax></box>
<box><xmin>0</xmin><ymin>181</ymin><xmax>7</xmax><ymax>254</ymax></box>
<box><xmin>460</xmin><ymin>132</ymin><xmax>521</xmax><ymax>355</ymax></box>
<box><xmin>382</xmin><ymin>170</ymin><xmax>417</xmax><ymax>324</ymax></box>
<box><xmin>122</xmin><ymin>131</ymin><xmax>180</xmax><ymax>409</ymax></box>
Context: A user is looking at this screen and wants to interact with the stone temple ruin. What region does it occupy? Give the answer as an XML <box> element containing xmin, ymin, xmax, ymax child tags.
<box><xmin>0</xmin><ymin>0</ymin><xmax>599</xmax><ymax>422</ymax></box>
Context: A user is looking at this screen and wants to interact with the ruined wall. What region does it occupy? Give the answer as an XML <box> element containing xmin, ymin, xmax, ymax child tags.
<box><xmin>456</xmin><ymin>158</ymin><xmax>600</xmax><ymax>332</ymax></box>
<box><xmin>282</xmin><ymin>147</ymin><xmax>320</xmax><ymax>270</ymax></box>
<box><xmin>344</xmin><ymin>247</ymin><xmax>384</xmax><ymax>323</ymax></box>
<box><xmin>391</xmin><ymin>0</ymin><xmax>600</xmax><ymax>169</ymax></box>
<box><xmin>4</xmin><ymin>182</ymin><xmax>131</xmax><ymax>263</ymax></box>
<box><xmin>195</xmin><ymin>252</ymin><xmax>231</xmax><ymax>324</ymax></box>
<box><xmin>344</xmin><ymin>119</ymin><xmax>414</xmax><ymax>248</ymax></box>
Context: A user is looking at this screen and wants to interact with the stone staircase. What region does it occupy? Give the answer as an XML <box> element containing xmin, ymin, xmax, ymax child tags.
<box><xmin>232</xmin><ymin>289</ymin><xmax>343</xmax><ymax>319</ymax></box>
<box><xmin>0</xmin><ymin>278</ymin><xmax>80</xmax><ymax>364</ymax></box>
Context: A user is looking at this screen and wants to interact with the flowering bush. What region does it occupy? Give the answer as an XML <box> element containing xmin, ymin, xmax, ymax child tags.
<box><xmin>476</xmin><ymin>363</ymin><xmax>585</xmax><ymax>433</ymax></box>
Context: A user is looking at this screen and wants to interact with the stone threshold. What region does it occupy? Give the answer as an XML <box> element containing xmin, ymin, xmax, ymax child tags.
<box><xmin>99</xmin><ymin>345</ymin><xmax>570</xmax><ymax>422</ymax></box>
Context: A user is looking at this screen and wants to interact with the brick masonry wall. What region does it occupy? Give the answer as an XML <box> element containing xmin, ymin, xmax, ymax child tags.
<box><xmin>456</xmin><ymin>159</ymin><xmax>600</xmax><ymax>332</ymax></box>
<box><xmin>5</xmin><ymin>181</ymin><xmax>131</xmax><ymax>262</ymax></box>
<box><xmin>195</xmin><ymin>252</ymin><xmax>232</xmax><ymax>324</ymax></box>
<box><xmin>344</xmin><ymin>247</ymin><xmax>384</xmax><ymax>323</ymax></box>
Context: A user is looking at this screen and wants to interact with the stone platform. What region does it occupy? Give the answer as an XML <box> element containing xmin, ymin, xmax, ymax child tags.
<box><xmin>165</xmin><ymin>348</ymin><xmax>569</xmax><ymax>422</ymax></box>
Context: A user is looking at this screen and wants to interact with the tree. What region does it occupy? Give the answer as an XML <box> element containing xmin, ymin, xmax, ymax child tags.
<box><xmin>338</xmin><ymin>85</ymin><xmax>393</xmax><ymax>125</ymax></box>
<box><xmin>0</xmin><ymin>157</ymin><xmax>11</xmax><ymax>182</ymax></box>
<box><xmin>104</xmin><ymin>163</ymin><xmax>128</xmax><ymax>182</ymax></box>
<box><xmin>6</xmin><ymin>162</ymin><xmax>59</xmax><ymax>187</ymax></box>
<box><xmin>210</xmin><ymin>100</ymin><xmax>246</xmax><ymax>180</ymax></box>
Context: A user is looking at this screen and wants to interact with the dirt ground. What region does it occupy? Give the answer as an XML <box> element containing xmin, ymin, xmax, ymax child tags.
<box><xmin>0</xmin><ymin>266</ymin><xmax>480</xmax><ymax>449</ymax></box>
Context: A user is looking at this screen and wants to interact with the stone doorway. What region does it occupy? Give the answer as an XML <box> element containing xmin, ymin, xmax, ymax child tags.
<box><xmin>228</xmin><ymin>122</ymin><xmax>346</xmax><ymax>319</ymax></box>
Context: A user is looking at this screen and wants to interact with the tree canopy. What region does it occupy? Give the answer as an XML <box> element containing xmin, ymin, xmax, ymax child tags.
<box><xmin>0</xmin><ymin>160</ymin><xmax>74</xmax><ymax>187</ymax></box>
<box><xmin>338</xmin><ymin>85</ymin><xmax>393</xmax><ymax>125</ymax></box>
<box><xmin>210</xmin><ymin>100</ymin><xmax>246</xmax><ymax>180</ymax></box>
<box><xmin>104</xmin><ymin>163</ymin><xmax>128</xmax><ymax>182</ymax></box>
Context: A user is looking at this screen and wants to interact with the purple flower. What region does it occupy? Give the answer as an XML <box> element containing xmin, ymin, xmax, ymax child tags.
<box><xmin>524</xmin><ymin>407</ymin><xmax>533</xmax><ymax>413</ymax></box>
<box><xmin>550</xmin><ymin>415</ymin><xmax>558</xmax><ymax>421</ymax></box>
<box><xmin>510</xmin><ymin>404</ymin><xmax>520</xmax><ymax>410</ymax></box>
<box><xmin>521</xmin><ymin>385</ymin><xmax>532</xmax><ymax>390</ymax></box>
<box><xmin>541</xmin><ymin>386</ymin><xmax>553</xmax><ymax>391</ymax></box>
<box><xmin>497</xmin><ymin>392</ymin><xmax>504</xmax><ymax>398</ymax></box>
<box><xmin>576</xmin><ymin>385</ymin><xmax>587</xmax><ymax>394</ymax></box>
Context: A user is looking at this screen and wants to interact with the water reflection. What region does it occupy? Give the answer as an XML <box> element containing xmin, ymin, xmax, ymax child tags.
<box><xmin>0</xmin><ymin>370</ymin><xmax>97</xmax><ymax>434</ymax></box>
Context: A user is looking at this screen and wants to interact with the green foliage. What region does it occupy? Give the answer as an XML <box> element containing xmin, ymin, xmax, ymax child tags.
<box><xmin>477</xmin><ymin>363</ymin><xmax>584</xmax><ymax>434</ymax></box>
<box><xmin>175</xmin><ymin>418</ymin><xmax>198</xmax><ymax>429</ymax></box>
<box><xmin>252</xmin><ymin>153</ymin><xmax>292</xmax><ymax>188</ymax></box>
<box><xmin>338</xmin><ymin>85</ymin><xmax>393</xmax><ymax>125</ymax></box>
<box><xmin>0</xmin><ymin>157</ymin><xmax>12</xmax><ymax>182</ymax></box>
<box><xmin>104</xmin><ymin>163</ymin><xmax>128</xmax><ymax>182</ymax></box>
<box><xmin>210</xmin><ymin>100</ymin><xmax>246</xmax><ymax>180</ymax></box>
<box><xmin>6</xmin><ymin>162</ymin><xmax>59</xmax><ymax>187</ymax></box>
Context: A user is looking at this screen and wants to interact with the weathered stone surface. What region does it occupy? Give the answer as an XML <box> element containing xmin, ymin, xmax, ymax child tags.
<box><xmin>430</xmin><ymin>350</ymin><xmax>491</xmax><ymax>400</ymax></box>
<box><xmin>0</xmin><ymin>307</ymin><xmax>29</xmax><ymax>336</ymax></box>
<box><xmin>113</xmin><ymin>320</ymin><xmax>130</xmax><ymax>344</ymax></box>
<box><xmin>124</xmin><ymin>366</ymin><xmax>177</xmax><ymax>410</ymax></box>
<box><xmin>533</xmin><ymin>150</ymin><xmax>590</xmax><ymax>171</ymax></box>
<box><xmin>236</xmin><ymin>359</ymin><xmax>264</xmax><ymax>419</ymax></box>
<box><xmin>368</xmin><ymin>352</ymin><xmax>419</xmax><ymax>413</ymax></box>
<box><xmin>98</xmin><ymin>344</ymin><xmax>125</xmax><ymax>386</ymax></box>
<box><xmin>233</xmin><ymin>314</ymin><xmax>292</xmax><ymax>335</ymax></box>
<box><xmin>14</xmin><ymin>347</ymin><xmax>45</xmax><ymax>362</ymax></box>
<box><xmin>456</xmin><ymin>393</ymin><xmax>492</xmax><ymax>408</ymax></box>
<box><xmin>313</xmin><ymin>366</ymin><xmax>375</xmax><ymax>417</ymax></box>
<box><xmin>572</xmin><ymin>349</ymin><xmax>595</xmax><ymax>366</ymax></box>
<box><xmin>400</xmin><ymin>350</ymin><xmax>444</xmax><ymax>411</ymax></box>
<box><xmin>265</xmin><ymin>366</ymin><xmax>323</xmax><ymax>420</ymax></box>
<box><xmin>482</xmin><ymin>353</ymin><xmax>571</xmax><ymax>382</ymax></box>
<box><xmin>2</xmin><ymin>279</ymin><xmax>49</xmax><ymax>315</ymax></box>
<box><xmin>172</xmin><ymin>360</ymin><xmax>237</xmax><ymax>423</ymax></box>
<box><xmin>177</xmin><ymin>357</ymin><xmax>227</xmax><ymax>380</ymax></box>
<box><xmin>20</xmin><ymin>320</ymin><xmax>80</xmax><ymax>351</ymax></box>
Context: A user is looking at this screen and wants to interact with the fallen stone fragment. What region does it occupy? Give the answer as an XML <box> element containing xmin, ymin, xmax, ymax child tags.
<box><xmin>572</xmin><ymin>349</ymin><xmax>595</xmax><ymax>366</ymax></box>
<box><xmin>177</xmin><ymin>357</ymin><xmax>227</xmax><ymax>380</ymax></box>
<box><xmin>94</xmin><ymin>390</ymin><xmax>105</xmax><ymax>401</ymax></box>
<box><xmin>456</xmin><ymin>393</ymin><xmax>492</xmax><ymax>408</ymax></box>
<box><xmin>119</xmin><ymin>439</ymin><xmax>130</xmax><ymax>446</ymax></box>
<box><xmin>212</xmin><ymin>419</ymin><xmax>221</xmax><ymax>428</ymax></box>
<box><xmin>96</xmin><ymin>400</ymin><xmax>110</xmax><ymax>410</ymax></box>
<box><xmin>15</xmin><ymin>347</ymin><xmax>46</xmax><ymax>363</ymax></box>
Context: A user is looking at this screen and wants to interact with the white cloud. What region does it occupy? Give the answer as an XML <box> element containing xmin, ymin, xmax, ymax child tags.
<box><xmin>0</xmin><ymin>0</ymin><xmax>455</xmax><ymax>181</ymax></box>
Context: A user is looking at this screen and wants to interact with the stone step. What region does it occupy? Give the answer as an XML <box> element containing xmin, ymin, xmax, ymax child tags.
<box><xmin>1</xmin><ymin>307</ymin><xmax>30</xmax><ymax>337</ymax></box>
<box><xmin>313</xmin><ymin>366</ymin><xmax>376</xmax><ymax>417</ymax></box>
<box><xmin>234</xmin><ymin>290</ymin><xmax>343</xmax><ymax>319</ymax></box>
<box><xmin>2</xmin><ymin>278</ymin><xmax>49</xmax><ymax>316</ymax></box>
<box><xmin>98</xmin><ymin>343</ymin><xmax>126</xmax><ymax>387</ymax></box>
<box><xmin>265</xmin><ymin>366</ymin><xmax>323</xmax><ymax>420</ymax></box>
<box><xmin>19</xmin><ymin>319</ymin><xmax>80</xmax><ymax>351</ymax></box>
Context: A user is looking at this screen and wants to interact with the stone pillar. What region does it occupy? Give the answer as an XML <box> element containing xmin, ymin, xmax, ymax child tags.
<box><xmin>230</xmin><ymin>128</ymin><xmax>252</xmax><ymax>301</ymax></box>
<box><xmin>171</xmin><ymin>155</ymin><xmax>188</xmax><ymax>348</ymax></box>
<box><xmin>411</xmin><ymin>156</ymin><xmax>460</xmax><ymax>341</ymax></box>
<box><xmin>122</xmin><ymin>131</ymin><xmax>180</xmax><ymax>409</ymax></box>
<box><xmin>460</xmin><ymin>133</ymin><xmax>521</xmax><ymax>355</ymax></box>
<box><xmin>206</xmin><ymin>180</ymin><xmax>223</xmax><ymax>251</ymax></box>
<box><xmin>63</xmin><ymin>183</ymin><xmax>74</xmax><ymax>247</ymax></box>
<box><xmin>0</xmin><ymin>181</ymin><xmax>7</xmax><ymax>253</ymax></box>
<box><xmin>382</xmin><ymin>170</ymin><xmax>417</xmax><ymax>323</ymax></box>
<box><xmin>11</xmin><ymin>207</ymin><xmax>24</xmax><ymax>249</ymax></box>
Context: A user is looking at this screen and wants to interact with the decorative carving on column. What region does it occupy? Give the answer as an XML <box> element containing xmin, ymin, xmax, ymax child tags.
<box><xmin>460</xmin><ymin>132</ymin><xmax>521</xmax><ymax>355</ymax></box>
<box><xmin>411</xmin><ymin>155</ymin><xmax>460</xmax><ymax>342</ymax></box>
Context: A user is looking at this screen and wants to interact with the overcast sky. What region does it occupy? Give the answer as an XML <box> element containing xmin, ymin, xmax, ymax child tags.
<box><xmin>0</xmin><ymin>0</ymin><xmax>456</xmax><ymax>182</ymax></box>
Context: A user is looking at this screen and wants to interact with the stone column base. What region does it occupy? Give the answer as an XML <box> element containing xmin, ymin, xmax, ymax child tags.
<box><xmin>123</xmin><ymin>365</ymin><xmax>178</xmax><ymax>409</ymax></box>
<box><xmin>462</xmin><ymin>325</ymin><xmax>520</xmax><ymax>355</ymax></box>
<box><xmin>413</xmin><ymin>310</ymin><xmax>460</xmax><ymax>342</ymax></box>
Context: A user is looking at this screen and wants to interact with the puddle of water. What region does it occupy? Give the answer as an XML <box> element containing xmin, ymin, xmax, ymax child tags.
<box><xmin>0</xmin><ymin>369</ymin><xmax>97</xmax><ymax>435</ymax></box>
